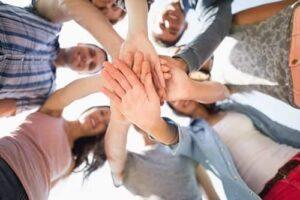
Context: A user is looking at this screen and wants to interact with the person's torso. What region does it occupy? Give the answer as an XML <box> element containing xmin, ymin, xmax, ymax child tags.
<box><xmin>213</xmin><ymin>112</ymin><xmax>299</xmax><ymax>193</ymax></box>
<box><xmin>123</xmin><ymin>145</ymin><xmax>202</xmax><ymax>200</ymax></box>
<box><xmin>0</xmin><ymin>2</ymin><xmax>62</xmax><ymax>101</ymax></box>
<box><xmin>0</xmin><ymin>112</ymin><xmax>72</xmax><ymax>200</ymax></box>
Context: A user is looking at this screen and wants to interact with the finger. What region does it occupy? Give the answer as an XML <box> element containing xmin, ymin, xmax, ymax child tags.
<box><xmin>122</xmin><ymin>52</ymin><xmax>134</xmax><ymax>68</ymax></box>
<box><xmin>102</xmin><ymin>69</ymin><xmax>126</xmax><ymax>98</ymax></box>
<box><xmin>106</xmin><ymin>62</ymin><xmax>132</xmax><ymax>92</ymax></box>
<box><xmin>115</xmin><ymin>59</ymin><xmax>142</xmax><ymax>88</ymax></box>
<box><xmin>132</xmin><ymin>51</ymin><xmax>144</xmax><ymax>78</ymax></box>
<box><xmin>160</xmin><ymin>58</ymin><xmax>167</xmax><ymax>65</ymax></box>
<box><xmin>100</xmin><ymin>87</ymin><xmax>122</xmax><ymax>104</ymax></box>
<box><xmin>144</xmin><ymin>72</ymin><xmax>159</xmax><ymax>101</ymax></box>
<box><xmin>162</xmin><ymin>65</ymin><xmax>170</xmax><ymax>73</ymax></box>
<box><xmin>163</xmin><ymin>73</ymin><xmax>172</xmax><ymax>80</ymax></box>
<box><xmin>154</xmin><ymin>61</ymin><xmax>166</xmax><ymax>88</ymax></box>
<box><xmin>141</xmin><ymin>61</ymin><xmax>151</xmax><ymax>84</ymax></box>
<box><xmin>151</xmin><ymin>67</ymin><xmax>162</xmax><ymax>90</ymax></box>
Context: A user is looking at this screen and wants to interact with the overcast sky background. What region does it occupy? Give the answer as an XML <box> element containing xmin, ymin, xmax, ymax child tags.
<box><xmin>1</xmin><ymin>0</ymin><xmax>299</xmax><ymax>199</ymax></box>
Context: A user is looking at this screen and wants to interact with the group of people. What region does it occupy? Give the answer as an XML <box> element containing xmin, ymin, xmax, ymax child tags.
<box><xmin>0</xmin><ymin>0</ymin><xmax>300</xmax><ymax>200</ymax></box>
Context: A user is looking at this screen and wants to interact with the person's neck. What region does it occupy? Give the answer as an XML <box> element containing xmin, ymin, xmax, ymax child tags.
<box><xmin>53</xmin><ymin>48</ymin><xmax>67</xmax><ymax>68</ymax></box>
<box><xmin>192</xmin><ymin>107</ymin><xmax>226</xmax><ymax>126</ymax></box>
<box><xmin>63</xmin><ymin>120</ymin><xmax>83</xmax><ymax>148</ymax></box>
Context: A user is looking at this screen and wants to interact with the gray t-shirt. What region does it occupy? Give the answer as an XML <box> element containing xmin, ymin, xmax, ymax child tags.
<box><xmin>123</xmin><ymin>145</ymin><xmax>202</xmax><ymax>200</ymax></box>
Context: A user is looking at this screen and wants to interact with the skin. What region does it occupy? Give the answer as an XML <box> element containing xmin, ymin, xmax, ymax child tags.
<box><xmin>152</xmin><ymin>1</ymin><xmax>187</xmax><ymax>45</ymax></box>
<box><xmin>90</xmin><ymin>0</ymin><xmax>125</xmax><ymax>23</ymax></box>
<box><xmin>54</xmin><ymin>44</ymin><xmax>107</xmax><ymax>74</ymax></box>
<box><xmin>168</xmin><ymin>100</ymin><xmax>226</xmax><ymax>126</ymax></box>
<box><xmin>36</xmin><ymin>0</ymin><xmax>165</xmax><ymax>92</ymax></box>
<box><xmin>62</xmin><ymin>106</ymin><xmax>111</xmax><ymax>146</ymax></box>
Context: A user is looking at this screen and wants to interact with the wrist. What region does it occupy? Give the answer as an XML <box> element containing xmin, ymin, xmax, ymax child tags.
<box><xmin>127</xmin><ymin>31</ymin><xmax>148</xmax><ymax>41</ymax></box>
<box><xmin>185</xmin><ymin>79</ymin><xmax>197</xmax><ymax>100</ymax></box>
<box><xmin>147</xmin><ymin>117</ymin><xmax>165</xmax><ymax>135</ymax></box>
<box><xmin>174</xmin><ymin>57</ymin><xmax>188</xmax><ymax>73</ymax></box>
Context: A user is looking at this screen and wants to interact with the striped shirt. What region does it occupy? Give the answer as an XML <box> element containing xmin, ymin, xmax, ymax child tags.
<box><xmin>0</xmin><ymin>1</ymin><xmax>62</xmax><ymax>113</ymax></box>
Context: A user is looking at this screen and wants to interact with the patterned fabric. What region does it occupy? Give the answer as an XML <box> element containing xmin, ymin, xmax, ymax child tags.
<box><xmin>226</xmin><ymin>6</ymin><xmax>293</xmax><ymax>106</ymax></box>
<box><xmin>0</xmin><ymin>2</ymin><xmax>62</xmax><ymax>113</ymax></box>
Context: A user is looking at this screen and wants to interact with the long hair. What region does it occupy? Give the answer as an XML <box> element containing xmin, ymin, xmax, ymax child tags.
<box><xmin>72</xmin><ymin>106</ymin><xmax>109</xmax><ymax>179</ymax></box>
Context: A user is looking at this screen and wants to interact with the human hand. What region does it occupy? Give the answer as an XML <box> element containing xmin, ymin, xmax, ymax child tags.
<box><xmin>159</xmin><ymin>55</ymin><xmax>188</xmax><ymax>73</ymax></box>
<box><xmin>128</xmin><ymin>51</ymin><xmax>170</xmax><ymax>104</ymax></box>
<box><xmin>101</xmin><ymin>59</ymin><xmax>161</xmax><ymax>132</ymax></box>
<box><xmin>119</xmin><ymin>34</ymin><xmax>165</xmax><ymax>90</ymax></box>
<box><xmin>159</xmin><ymin>56</ymin><xmax>193</xmax><ymax>101</ymax></box>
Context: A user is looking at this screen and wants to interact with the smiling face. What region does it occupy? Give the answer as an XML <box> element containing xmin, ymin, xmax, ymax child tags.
<box><xmin>152</xmin><ymin>2</ymin><xmax>187</xmax><ymax>46</ymax></box>
<box><xmin>66</xmin><ymin>44</ymin><xmax>107</xmax><ymax>74</ymax></box>
<box><xmin>90</xmin><ymin>0</ymin><xmax>125</xmax><ymax>24</ymax></box>
<box><xmin>79</xmin><ymin>106</ymin><xmax>111</xmax><ymax>137</ymax></box>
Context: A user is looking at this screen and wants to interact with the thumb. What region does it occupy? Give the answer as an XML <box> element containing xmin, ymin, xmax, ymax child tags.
<box><xmin>145</xmin><ymin>72</ymin><xmax>159</xmax><ymax>101</ymax></box>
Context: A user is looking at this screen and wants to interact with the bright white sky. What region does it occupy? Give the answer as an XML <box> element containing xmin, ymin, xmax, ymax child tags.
<box><xmin>1</xmin><ymin>0</ymin><xmax>300</xmax><ymax>200</ymax></box>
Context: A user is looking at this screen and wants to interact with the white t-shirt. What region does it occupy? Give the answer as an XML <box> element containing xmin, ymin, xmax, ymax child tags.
<box><xmin>213</xmin><ymin>112</ymin><xmax>299</xmax><ymax>193</ymax></box>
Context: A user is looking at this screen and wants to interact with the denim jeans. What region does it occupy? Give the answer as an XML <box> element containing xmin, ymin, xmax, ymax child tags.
<box><xmin>0</xmin><ymin>158</ymin><xmax>28</xmax><ymax>200</ymax></box>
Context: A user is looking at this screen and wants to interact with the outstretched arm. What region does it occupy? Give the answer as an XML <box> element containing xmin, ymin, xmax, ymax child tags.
<box><xmin>119</xmin><ymin>0</ymin><xmax>165</xmax><ymax>90</ymax></box>
<box><xmin>105</xmin><ymin>107</ymin><xmax>130</xmax><ymax>186</ymax></box>
<box><xmin>40</xmin><ymin>74</ymin><xmax>104</xmax><ymax>116</ymax></box>
<box><xmin>36</xmin><ymin>0</ymin><xmax>123</xmax><ymax>58</ymax></box>
<box><xmin>101</xmin><ymin>59</ymin><xmax>178</xmax><ymax>145</ymax></box>
<box><xmin>160</xmin><ymin>57</ymin><xmax>229</xmax><ymax>103</ymax></box>
<box><xmin>195</xmin><ymin>165</ymin><xmax>219</xmax><ymax>200</ymax></box>
<box><xmin>175</xmin><ymin>0</ymin><xmax>232</xmax><ymax>72</ymax></box>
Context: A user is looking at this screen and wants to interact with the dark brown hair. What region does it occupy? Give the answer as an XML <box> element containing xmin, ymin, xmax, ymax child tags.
<box><xmin>72</xmin><ymin>106</ymin><xmax>109</xmax><ymax>179</ymax></box>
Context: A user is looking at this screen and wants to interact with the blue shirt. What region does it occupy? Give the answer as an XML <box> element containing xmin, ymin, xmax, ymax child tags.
<box><xmin>0</xmin><ymin>1</ymin><xmax>62</xmax><ymax>113</ymax></box>
<box><xmin>165</xmin><ymin>102</ymin><xmax>300</xmax><ymax>199</ymax></box>
<box><xmin>166</xmin><ymin>117</ymin><xmax>260</xmax><ymax>199</ymax></box>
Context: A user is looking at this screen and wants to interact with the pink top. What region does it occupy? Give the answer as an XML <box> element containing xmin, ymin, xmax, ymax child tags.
<box><xmin>0</xmin><ymin>112</ymin><xmax>72</xmax><ymax>200</ymax></box>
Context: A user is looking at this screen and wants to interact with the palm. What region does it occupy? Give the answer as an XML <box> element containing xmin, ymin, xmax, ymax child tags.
<box><xmin>120</xmin><ymin>37</ymin><xmax>158</xmax><ymax>67</ymax></box>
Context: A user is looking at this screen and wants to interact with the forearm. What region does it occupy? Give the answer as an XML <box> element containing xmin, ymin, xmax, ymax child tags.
<box><xmin>196</xmin><ymin>165</ymin><xmax>219</xmax><ymax>200</ymax></box>
<box><xmin>105</xmin><ymin>119</ymin><xmax>130</xmax><ymax>181</ymax></box>
<box><xmin>41</xmin><ymin>74</ymin><xmax>104</xmax><ymax>113</ymax></box>
<box><xmin>35</xmin><ymin>0</ymin><xmax>70</xmax><ymax>22</ymax></box>
<box><xmin>188</xmin><ymin>80</ymin><xmax>230</xmax><ymax>103</ymax></box>
<box><xmin>0</xmin><ymin>99</ymin><xmax>16</xmax><ymax>117</ymax></box>
<box><xmin>175</xmin><ymin>1</ymin><xmax>232</xmax><ymax>71</ymax></box>
<box><xmin>60</xmin><ymin>0</ymin><xmax>123</xmax><ymax>58</ymax></box>
<box><xmin>147</xmin><ymin>118</ymin><xmax>179</xmax><ymax>145</ymax></box>
<box><xmin>125</xmin><ymin>0</ymin><xmax>148</xmax><ymax>37</ymax></box>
